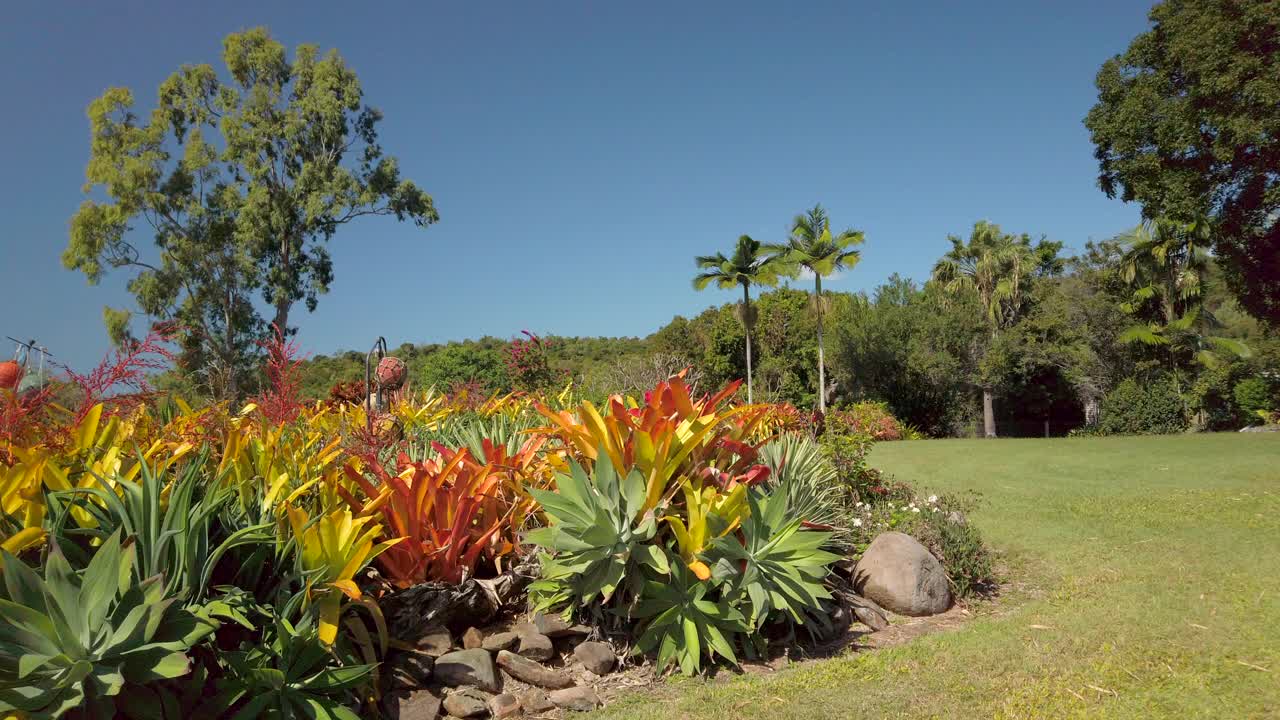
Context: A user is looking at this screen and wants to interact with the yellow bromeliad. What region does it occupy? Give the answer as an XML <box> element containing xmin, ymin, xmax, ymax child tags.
<box><xmin>664</xmin><ymin>480</ymin><xmax>749</xmax><ymax>580</ymax></box>
<box><xmin>285</xmin><ymin>505</ymin><xmax>401</xmax><ymax>645</ymax></box>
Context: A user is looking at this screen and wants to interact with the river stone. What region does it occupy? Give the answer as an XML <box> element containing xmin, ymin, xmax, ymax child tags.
<box><xmin>517</xmin><ymin>631</ymin><xmax>555</xmax><ymax>661</ymax></box>
<box><xmin>462</xmin><ymin>627</ymin><xmax>485</xmax><ymax>650</ymax></box>
<box><xmin>434</xmin><ymin>649</ymin><xmax>501</xmax><ymax>692</ymax></box>
<box><xmin>852</xmin><ymin>532</ymin><xmax>951</xmax><ymax>616</ymax></box>
<box><xmin>415</xmin><ymin>627</ymin><xmax>455</xmax><ymax>657</ymax></box>
<box><xmin>489</xmin><ymin>693</ymin><xmax>521</xmax><ymax>718</ymax></box>
<box><xmin>496</xmin><ymin>650</ymin><xmax>575</xmax><ymax>689</ymax></box>
<box><xmin>443</xmin><ymin>687</ymin><xmax>490</xmax><ymax>718</ymax></box>
<box><xmin>481</xmin><ymin>631</ymin><xmax>520</xmax><ymax>653</ymax></box>
<box><xmin>549</xmin><ymin>686</ymin><xmax>601</xmax><ymax>712</ymax></box>
<box><xmin>572</xmin><ymin>641</ymin><xmax>616</xmax><ymax>675</ymax></box>
<box><xmin>531</xmin><ymin>612</ymin><xmax>573</xmax><ymax>638</ymax></box>
<box><xmin>518</xmin><ymin>688</ymin><xmax>554</xmax><ymax>713</ymax></box>
<box><xmin>390</xmin><ymin>689</ymin><xmax>442</xmax><ymax>720</ymax></box>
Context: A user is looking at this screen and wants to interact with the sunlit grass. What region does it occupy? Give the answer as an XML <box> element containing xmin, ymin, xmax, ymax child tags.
<box><xmin>594</xmin><ymin>433</ymin><xmax>1280</xmax><ymax>719</ymax></box>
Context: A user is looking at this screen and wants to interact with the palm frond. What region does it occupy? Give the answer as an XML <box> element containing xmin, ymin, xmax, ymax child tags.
<box><xmin>1118</xmin><ymin>324</ymin><xmax>1170</xmax><ymax>346</ymax></box>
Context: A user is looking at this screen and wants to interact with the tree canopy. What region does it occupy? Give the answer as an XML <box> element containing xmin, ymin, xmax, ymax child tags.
<box><xmin>1084</xmin><ymin>0</ymin><xmax>1280</xmax><ymax>324</ymax></box>
<box><xmin>63</xmin><ymin>27</ymin><xmax>437</xmax><ymax>397</ymax></box>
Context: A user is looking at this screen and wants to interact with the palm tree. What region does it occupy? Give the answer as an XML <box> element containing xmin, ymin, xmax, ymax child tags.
<box><xmin>1118</xmin><ymin>217</ymin><xmax>1248</xmax><ymax>398</ymax></box>
<box><xmin>767</xmin><ymin>205</ymin><xmax>864</xmax><ymax>413</ymax></box>
<box><xmin>931</xmin><ymin>221</ymin><xmax>1048</xmax><ymax>437</ymax></box>
<box><xmin>693</xmin><ymin>235</ymin><xmax>782</xmax><ymax>402</ymax></box>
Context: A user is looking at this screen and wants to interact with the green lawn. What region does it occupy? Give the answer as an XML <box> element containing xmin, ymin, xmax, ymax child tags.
<box><xmin>595</xmin><ymin>434</ymin><xmax>1280</xmax><ymax>719</ymax></box>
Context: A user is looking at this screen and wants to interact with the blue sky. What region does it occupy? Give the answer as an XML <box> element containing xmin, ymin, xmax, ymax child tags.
<box><xmin>0</xmin><ymin>0</ymin><xmax>1153</xmax><ymax>370</ymax></box>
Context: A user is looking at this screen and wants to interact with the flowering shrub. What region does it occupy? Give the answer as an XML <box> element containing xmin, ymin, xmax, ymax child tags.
<box><xmin>505</xmin><ymin>330</ymin><xmax>562</xmax><ymax>391</ymax></box>
<box><xmin>827</xmin><ymin>401</ymin><xmax>920</xmax><ymax>441</ymax></box>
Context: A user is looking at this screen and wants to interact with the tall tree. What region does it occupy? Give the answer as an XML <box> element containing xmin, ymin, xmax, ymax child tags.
<box><xmin>931</xmin><ymin>221</ymin><xmax>1061</xmax><ymax>437</ymax></box>
<box><xmin>693</xmin><ymin>235</ymin><xmax>781</xmax><ymax>402</ymax></box>
<box><xmin>1085</xmin><ymin>0</ymin><xmax>1280</xmax><ymax>325</ymax></box>
<box><xmin>768</xmin><ymin>205</ymin><xmax>864</xmax><ymax>413</ymax></box>
<box><xmin>63</xmin><ymin>28</ymin><xmax>437</xmax><ymax>397</ymax></box>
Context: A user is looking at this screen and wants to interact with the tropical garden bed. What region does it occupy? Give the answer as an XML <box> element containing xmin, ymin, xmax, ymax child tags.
<box><xmin>0</xmin><ymin>336</ymin><xmax>994</xmax><ymax>719</ymax></box>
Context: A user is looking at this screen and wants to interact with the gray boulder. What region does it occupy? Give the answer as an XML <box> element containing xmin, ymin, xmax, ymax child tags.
<box><xmin>852</xmin><ymin>532</ymin><xmax>951</xmax><ymax>616</ymax></box>
<box><xmin>434</xmin><ymin>649</ymin><xmax>501</xmax><ymax>693</ymax></box>
<box><xmin>573</xmin><ymin>641</ymin><xmax>616</xmax><ymax>675</ymax></box>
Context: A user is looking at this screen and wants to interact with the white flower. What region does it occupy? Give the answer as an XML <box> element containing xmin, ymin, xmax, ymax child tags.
<box><xmin>912</xmin><ymin>507</ymin><xmax>920</xmax><ymax>513</ymax></box>
<box><xmin>932</xmin><ymin>507</ymin><xmax>939</xmax><ymax>513</ymax></box>
<box><xmin>928</xmin><ymin>495</ymin><xmax>938</xmax><ymax>504</ymax></box>
<box><xmin>852</xmin><ymin>518</ymin><xmax>863</xmax><ymax>527</ymax></box>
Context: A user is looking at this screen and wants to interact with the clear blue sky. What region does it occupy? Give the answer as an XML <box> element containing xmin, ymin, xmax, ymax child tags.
<box><xmin>0</xmin><ymin>0</ymin><xmax>1153</xmax><ymax>370</ymax></box>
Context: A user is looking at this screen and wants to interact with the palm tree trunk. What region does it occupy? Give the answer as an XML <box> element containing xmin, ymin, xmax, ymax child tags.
<box><xmin>815</xmin><ymin>274</ymin><xmax>826</xmax><ymax>414</ymax></box>
<box><xmin>742</xmin><ymin>283</ymin><xmax>753</xmax><ymax>403</ymax></box>
<box><xmin>982</xmin><ymin>387</ymin><xmax>996</xmax><ymax>438</ymax></box>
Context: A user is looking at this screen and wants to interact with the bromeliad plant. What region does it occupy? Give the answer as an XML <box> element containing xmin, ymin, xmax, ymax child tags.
<box><xmin>335</xmin><ymin>446</ymin><xmax>523</xmax><ymax>586</ymax></box>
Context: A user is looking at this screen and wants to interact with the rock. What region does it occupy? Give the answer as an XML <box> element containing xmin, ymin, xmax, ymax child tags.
<box><xmin>517</xmin><ymin>631</ymin><xmax>555</xmax><ymax>661</ymax></box>
<box><xmin>495</xmin><ymin>650</ymin><xmax>575</xmax><ymax>689</ymax></box>
<box><xmin>572</xmin><ymin>641</ymin><xmax>615</xmax><ymax>675</ymax></box>
<box><xmin>1241</xmin><ymin>424</ymin><xmax>1280</xmax><ymax>433</ymax></box>
<box><xmin>463</xmin><ymin>627</ymin><xmax>485</xmax><ymax>650</ymax></box>
<box><xmin>852</xmin><ymin>532</ymin><xmax>951</xmax><ymax>617</ymax></box>
<box><xmin>852</xmin><ymin>603</ymin><xmax>889</xmax><ymax>631</ymax></box>
<box><xmin>489</xmin><ymin>693</ymin><xmax>521</xmax><ymax>718</ymax></box>
<box><xmin>945</xmin><ymin>510</ymin><xmax>967</xmax><ymax>526</ymax></box>
<box><xmin>530</xmin><ymin>612</ymin><xmax>573</xmax><ymax>638</ymax></box>
<box><xmin>387</xmin><ymin>689</ymin><xmax>443</xmax><ymax>720</ymax></box>
<box><xmin>518</xmin><ymin>688</ymin><xmax>554</xmax><ymax>713</ymax></box>
<box><xmin>434</xmin><ymin>649</ymin><xmax>501</xmax><ymax>693</ymax></box>
<box><xmin>416</xmin><ymin>627</ymin><xmax>455</xmax><ymax>657</ymax></box>
<box><xmin>481</xmin><ymin>631</ymin><xmax>520</xmax><ymax>653</ymax></box>
<box><xmin>549</xmin><ymin>686</ymin><xmax>601</xmax><ymax>712</ymax></box>
<box><xmin>443</xmin><ymin>687</ymin><xmax>490</xmax><ymax>718</ymax></box>
<box><xmin>389</xmin><ymin>650</ymin><xmax>435</xmax><ymax>690</ymax></box>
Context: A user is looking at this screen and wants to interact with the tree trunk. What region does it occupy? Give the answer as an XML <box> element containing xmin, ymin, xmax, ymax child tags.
<box><xmin>743</xmin><ymin>283</ymin><xmax>753</xmax><ymax>403</ymax></box>
<box><xmin>1084</xmin><ymin>394</ymin><xmax>1101</xmax><ymax>426</ymax></box>
<box><xmin>982</xmin><ymin>387</ymin><xmax>997</xmax><ymax>438</ymax></box>
<box><xmin>273</xmin><ymin>300</ymin><xmax>290</xmax><ymax>338</ymax></box>
<box><xmin>815</xmin><ymin>274</ymin><xmax>826</xmax><ymax>414</ymax></box>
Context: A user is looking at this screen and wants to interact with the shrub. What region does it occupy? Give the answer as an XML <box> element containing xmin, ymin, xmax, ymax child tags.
<box><xmin>1234</xmin><ymin>376</ymin><xmax>1274</xmax><ymax>415</ymax></box>
<box><xmin>1098</xmin><ymin>377</ymin><xmax>1186</xmax><ymax>435</ymax></box>
<box><xmin>827</xmin><ymin>402</ymin><xmax>920</xmax><ymax>441</ymax></box>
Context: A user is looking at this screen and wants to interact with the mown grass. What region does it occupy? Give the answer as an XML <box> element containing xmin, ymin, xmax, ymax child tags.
<box><xmin>594</xmin><ymin>433</ymin><xmax>1280</xmax><ymax>719</ymax></box>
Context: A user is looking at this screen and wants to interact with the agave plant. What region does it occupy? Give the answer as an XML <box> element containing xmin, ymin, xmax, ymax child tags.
<box><xmin>0</xmin><ymin>533</ymin><xmax>216</xmax><ymax>718</ymax></box>
<box><xmin>525</xmin><ymin>451</ymin><xmax>663</xmax><ymax>614</ymax></box>
<box><xmin>631</xmin><ymin>548</ymin><xmax>749</xmax><ymax>677</ymax></box>
<box><xmin>707</xmin><ymin>491</ymin><xmax>839</xmax><ymax>629</ymax></box>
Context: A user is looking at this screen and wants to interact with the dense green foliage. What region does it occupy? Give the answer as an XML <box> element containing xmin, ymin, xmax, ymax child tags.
<box><xmin>1097</xmin><ymin>377</ymin><xmax>1187</xmax><ymax>435</ymax></box>
<box><xmin>1085</xmin><ymin>0</ymin><xmax>1280</xmax><ymax>324</ymax></box>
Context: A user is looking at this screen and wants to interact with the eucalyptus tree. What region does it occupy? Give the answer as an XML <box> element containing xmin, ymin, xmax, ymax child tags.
<box><xmin>767</xmin><ymin>205</ymin><xmax>864</xmax><ymax>413</ymax></box>
<box><xmin>63</xmin><ymin>27</ymin><xmax>437</xmax><ymax>397</ymax></box>
<box><xmin>693</xmin><ymin>235</ymin><xmax>782</xmax><ymax>402</ymax></box>
<box><xmin>931</xmin><ymin>221</ymin><xmax>1061</xmax><ymax>437</ymax></box>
